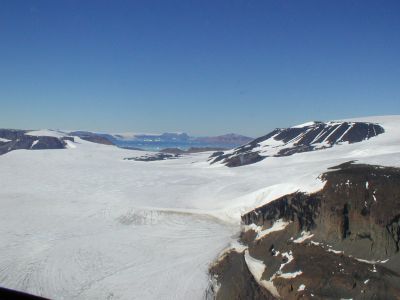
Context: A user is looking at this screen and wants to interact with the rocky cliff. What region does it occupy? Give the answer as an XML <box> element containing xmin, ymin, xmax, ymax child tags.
<box><xmin>209</xmin><ymin>162</ymin><xmax>400</xmax><ymax>299</ymax></box>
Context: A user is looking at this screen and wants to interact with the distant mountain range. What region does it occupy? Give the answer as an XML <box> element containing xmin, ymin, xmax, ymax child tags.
<box><xmin>69</xmin><ymin>131</ymin><xmax>253</xmax><ymax>150</ymax></box>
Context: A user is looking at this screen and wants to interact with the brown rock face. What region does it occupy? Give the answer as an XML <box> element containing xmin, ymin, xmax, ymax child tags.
<box><xmin>207</xmin><ymin>250</ymin><xmax>273</xmax><ymax>300</ymax></box>
<box><xmin>209</xmin><ymin>162</ymin><xmax>400</xmax><ymax>299</ymax></box>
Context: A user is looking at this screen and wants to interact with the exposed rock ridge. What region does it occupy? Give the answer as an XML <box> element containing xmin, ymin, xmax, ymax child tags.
<box><xmin>209</xmin><ymin>121</ymin><xmax>385</xmax><ymax>167</ymax></box>
<box><xmin>0</xmin><ymin>129</ymin><xmax>73</xmax><ymax>155</ymax></box>
<box><xmin>209</xmin><ymin>162</ymin><xmax>400</xmax><ymax>299</ymax></box>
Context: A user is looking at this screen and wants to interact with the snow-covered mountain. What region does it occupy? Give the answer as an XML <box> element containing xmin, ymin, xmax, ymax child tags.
<box><xmin>1</xmin><ymin>116</ymin><xmax>400</xmax><ymax>299</ymax></box>
<box><xmin>209</xmin><ymin>120</ymin><xmax>385</xmax><ymax>167</ymax></box>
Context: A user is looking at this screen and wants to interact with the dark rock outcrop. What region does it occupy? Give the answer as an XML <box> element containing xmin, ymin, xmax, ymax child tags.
<box><xmin>0</xmin><ymin>129</ymin><xmax>73</xmax><ymax>155</ymax></box>
<box><xmin>208</xmin><ymin>251</ymin><xmax>273</xmax><ymax>300</ymax></box>
<box><xmin>209</xmin><ymin>163</ymin><xmax>400</xmax><ymax>299</ymax></box>
<box><xmin>209</xmin><ymin>121</ymin><xmax>385</xmax><ymax>167</ymax></box>
<box><xmin>124</xmin><ymin>153</ymin><xmax>180</xmax><ymax>162</ymax></box>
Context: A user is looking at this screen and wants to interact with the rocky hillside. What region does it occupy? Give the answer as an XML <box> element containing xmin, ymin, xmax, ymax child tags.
<box><xmin>209</xmin><ymin>121</ymin><xmax>384</xmax><ymax>167</ymax></box>
<box><xmin>209</xmin><ymin>162</ymin><xmax>400</xmax><ymax>299</ymax></box>
<box><xmin>0</xmin><ymin>129</ymin><xmax>74</xmax><ymax>155</ymax></box>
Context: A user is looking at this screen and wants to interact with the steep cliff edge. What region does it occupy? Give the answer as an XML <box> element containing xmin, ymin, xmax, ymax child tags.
<box><xmin>209</xmin><ymin>162</ymin><xmax>400</xmax><ymax>299</ymax></box>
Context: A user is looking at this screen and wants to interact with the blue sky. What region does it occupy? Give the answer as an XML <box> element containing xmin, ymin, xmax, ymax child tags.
<box><xmin>0</xmin><ymin>0</ymin><xmax>399</xmax><ymax>136</ymax></box>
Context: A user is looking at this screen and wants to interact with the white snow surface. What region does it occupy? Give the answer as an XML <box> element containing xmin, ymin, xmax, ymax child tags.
<box><xmin>298</xmin><ymin>284</ymin><xmax>306</xmax><ymax>291</ymax></box>
<box><xmin>278</xmin><ymin>270</ymin><xmax>303</xmax><ymax>279</ymax></box>
<box><xmin>291</xmin><ymin>121</ymin><xmax>316</xmax><ymax>128</ymax></box>
<box><xmin>293</xmin><ymin>231</ymin><xmax>314</xmax><ymax>243</ymax></box>
<box><xmin>1</xmin><ymin>116</ymin><xmax>400</xmax><ymax>299</ymax></box>
<box><xmin>244</xmin><ymin>251</ymin><xmax>280</xmax><ymax>298</ymax></box>
<box><xmin>25</xmin><ymin>129</ymin><xmax>69</xmax><ymax>138</ymax></box>
<box><xmin>30</xmin><ymin>140</ymin><xmax>39</xmax><ymax>149</ymax></box>
<box><xmin>0</xmin><ymin>138</ymin><xmax>11</xmax><ymax>143</ymax></box>
<box><xmin>245</xmin><ymin>219</ymin><xmax>290</xmax><ymax>240</ymax></box>
<box><xmin>65</xmin><ymin>139</ymin><xmax>77</xmax><ymax>149</ymax></box>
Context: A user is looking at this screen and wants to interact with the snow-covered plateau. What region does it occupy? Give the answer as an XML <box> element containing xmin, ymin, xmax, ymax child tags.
<box><xmin>1</xmin><ymin>116</ymin><xmax>400</xmax><ymax>299</ymax></box>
